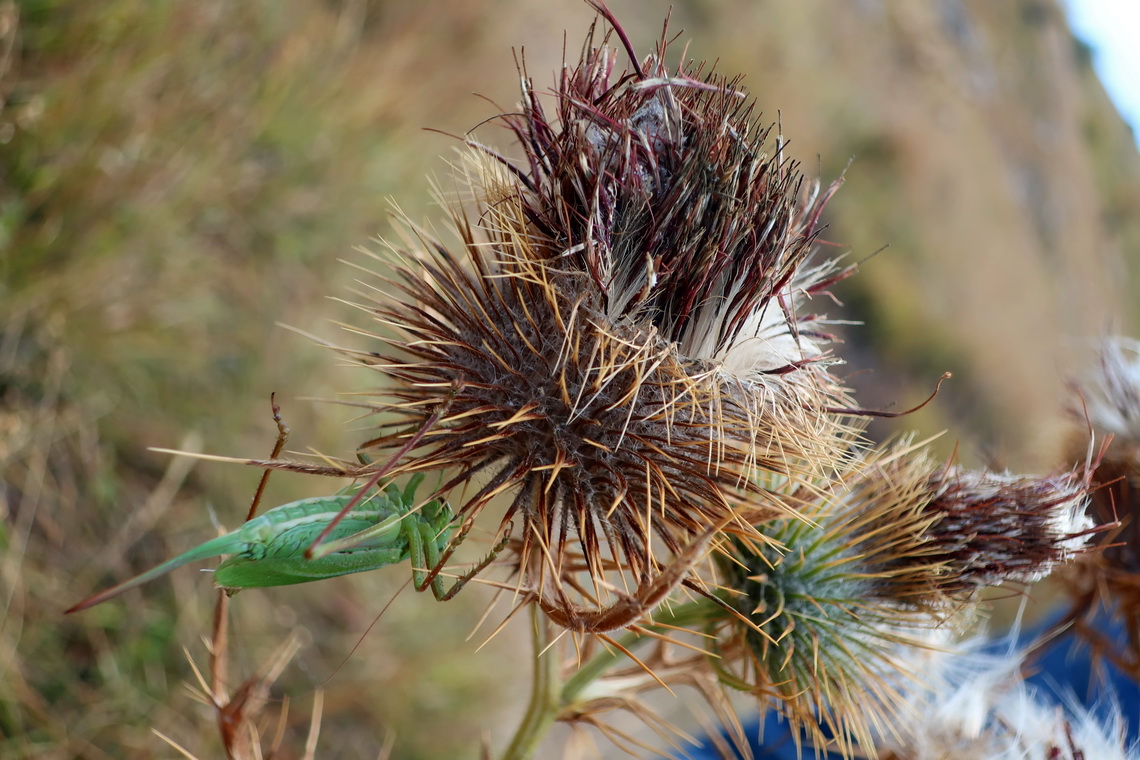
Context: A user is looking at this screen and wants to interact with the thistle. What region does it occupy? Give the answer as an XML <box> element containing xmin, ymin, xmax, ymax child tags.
<box><xmin>1062</xmin><ymin>336</ymin><xmax>1140</xmax><ymax>678</ymax></box>
<box><xmin>704</xmin><ymin>442</ymin><xmax>1094</xmax><ymax>756</ymax></box>
<box><xmin>1066</xmin><ymin>337</ymin><xmax>1140</xmax><ymax>572</ymax></box>
<box><xmin>337</xmin><ymin>8</ymin><xmax>856</xmax><ymax>629</ymax></box>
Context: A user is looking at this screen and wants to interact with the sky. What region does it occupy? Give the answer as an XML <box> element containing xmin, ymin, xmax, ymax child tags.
<box><xmin>1063</xmin><ymin>0</ymin><xmax>1140</xmax><ymax>148</ymax></box>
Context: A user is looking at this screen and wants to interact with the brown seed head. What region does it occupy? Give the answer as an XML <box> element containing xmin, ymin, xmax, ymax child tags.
<box><xmin>503</xmin><ymin>19</ymin><xmax>852</xmax><ymax>376</ymax></box>
<box><xmin>354</xmin><ymin>157</ymin><xmax>846</xmax><ymax>601</ymax></box>
<box><xmin>346</xmin><ymin>14</ymin><xmax>856</xmax><ymax>619</ymax></box>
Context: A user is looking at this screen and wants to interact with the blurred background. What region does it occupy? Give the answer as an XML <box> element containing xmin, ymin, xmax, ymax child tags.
<box><xmin>3</xmin><ymin>0</ymin><xmax>1139</xmax><ymax>757</ymax></box>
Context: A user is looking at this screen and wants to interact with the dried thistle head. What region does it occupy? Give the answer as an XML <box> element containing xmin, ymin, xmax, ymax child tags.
<box><xmin>920</xmin><ymin>464</ymin><xmax>1094</xmax><ymax>589</ymax></box>
<box><xmin>1065</xmin><ymin>336</ymin><xmax>1140</xmax><ymax>572</ymax></box>
<box><xmin>502</xmin><ymin>11</ymin><xmax>852</xmax><ymax>380</ymax></box>
<box><xmin>1061</xmin><ymin>336</ymin><xmax>1140</xmax><ymax>679</ymax></box>
<box><xmin>703</xmin><ymin>443</ymin><xmax>1094</xmax><ymax>756</ymax></box>
<box><xmin>1072</xmin><ymin>337</ymin><xmax>1140</xmax><ymax>449</ymax></box>
<box><xmin>341</xmin><ymin>10</ymin><xmax>856</xmax><ymax>625</ymax></box>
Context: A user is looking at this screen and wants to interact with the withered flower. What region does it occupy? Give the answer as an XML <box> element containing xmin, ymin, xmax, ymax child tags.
<box><xmin>920</xmin><ymin>464</ymin><xmax>1094</xmax><ymax>589</ymax></box>
<box><xmin>1062</xmin><ymin>336</ymin><xmax>1140</xmax><ymax>679</ymax></box>
<box><xmin>706</xmin><ymin>443</ymin><xmax>1093</xmax><ymax>756</ymax></box>
<box><xmin>335</xmin><ymin>9</ymin><xmax>856</xmax><ymax>629</ymax></box>
<box><xmin>1066</xmin><ymin>337</ymin><xmax>1140</xmax><ymax>572</ymax></box>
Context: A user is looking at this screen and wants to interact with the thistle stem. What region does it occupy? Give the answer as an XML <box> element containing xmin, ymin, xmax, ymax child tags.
<box><xmin>561</xmin><ymin>598</ymin><xmax>711</xmax><ymax>705</ymax></box>
<box><xmin>501</xmin><ymin>598</ymin><xmax>717</xmax><ymax>758</ymax></box>
<box><xmin>500</xmin><ymin>607</ymin><xmax>562</xmax><ymax>760</ymax></box>
<box><xmin>559</xmin><ymin>630</ymin><xmax>639</xmax><ymax>705</ymax></box>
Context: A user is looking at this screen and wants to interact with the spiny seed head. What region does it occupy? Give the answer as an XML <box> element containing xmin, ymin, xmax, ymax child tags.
<box><xmin>504</xmin><ymin>19</ymin><xmax>853</xmax><ymax>378</ymax></box>
<box><xmin>708</xmin><ymin>453</ymin><xmax>958</xmax><ymax>757</ymax></box>
<box><xmin>354</xmin><ymin>155</ymin><xmax>836</xmax><ymax>601</ymax></box>
<box><xmin>705</xmin><ymin>443</ymin><xmax>1094</xmax><ymax>755</ymax></box>
<box><xmin>346</xmin><ymin>14</ymin><xmax>856</xmax><ymax>618</ymax></box>
<box><xmin>825</xmin><ymin>445</ymin><xmax>1095</xmax><ymax>593</ymax></box>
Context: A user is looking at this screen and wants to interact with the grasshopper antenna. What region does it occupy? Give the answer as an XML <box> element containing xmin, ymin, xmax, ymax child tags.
<box><xmin>246</xmin><ymin>393</ymin><xmax>290</xmax><ymax>521</ymax></box>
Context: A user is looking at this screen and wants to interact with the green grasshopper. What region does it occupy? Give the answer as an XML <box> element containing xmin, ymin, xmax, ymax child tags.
<box><xmin>65</xmin><ymin>474</ymin><xmax>493</xmax><ymax>614</ymax></box>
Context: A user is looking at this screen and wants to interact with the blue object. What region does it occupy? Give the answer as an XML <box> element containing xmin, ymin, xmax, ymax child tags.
<box><xmin>1023</xmin><ymin>605</ymin><xmax>1140</xmax><ymax>747</ymax></box>
<box><xmin>682</xmin><ymin>711</ymin><xmax>840</xmax><ymax>759</ymax></box>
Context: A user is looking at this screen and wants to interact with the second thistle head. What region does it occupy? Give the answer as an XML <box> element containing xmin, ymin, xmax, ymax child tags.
<box><xmin>704</xmin><ymin>441</ymin><xmax>1095</xmax><ymax>756</ymax></box>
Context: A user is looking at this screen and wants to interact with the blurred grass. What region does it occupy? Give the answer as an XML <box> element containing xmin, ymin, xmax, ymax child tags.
<box><xmin>0</xmin><ymin>1</ymin><xmax>536</xmax><ymax>757</ymax></box>
<box><xmin>3</xmin><ymin>0</ymin><xmax>1139</xmax><ymax>758</ymax></box>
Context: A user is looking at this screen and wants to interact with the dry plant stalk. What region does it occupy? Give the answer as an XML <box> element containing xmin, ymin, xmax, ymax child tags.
<box><xmin>196</xmin><ymin>402</ymin><xmax>324</xmax><ymax>760</ymax></box>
